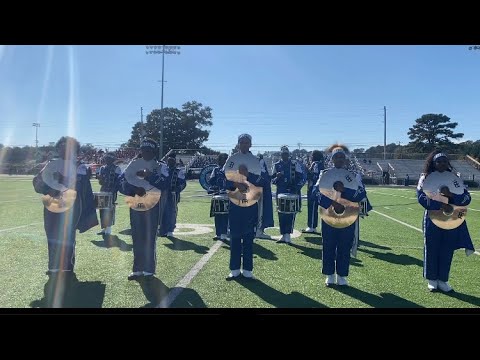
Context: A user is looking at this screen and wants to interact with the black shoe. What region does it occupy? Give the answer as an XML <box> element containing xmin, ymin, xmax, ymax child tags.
<box><xmin>226</xmin><ymin>273</ymin><xmax>241</xmax><ymax>281</ymax></box>
<box><xmin>213</xmin><ymin>236</ymin><xmax>221</xmax><ymax>240</ymax></box>
<box><xmin>276</xmin><ymin>239</ymin><xmax>286</xmax><ymax>244</ymax></box>
<box><xmin>97</xmin><ymin>231</ymin><xmax>106</xmax><ymax>236</ymax></box>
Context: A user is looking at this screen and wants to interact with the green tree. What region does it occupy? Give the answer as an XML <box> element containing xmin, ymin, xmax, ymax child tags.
<box><xmin>127</xmin><ymin>101</ymin><xmax>214</xmax><ymax>156</ymax></box>
<box><xmin>407</xmin><ymin>114</ymin><xmax>463</xmax><ymax>152</ymax></box>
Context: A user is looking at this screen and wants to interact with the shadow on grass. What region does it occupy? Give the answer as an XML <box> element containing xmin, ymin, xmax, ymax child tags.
<box><xmin>288</xmin><ymin>242</ymin><xmax>322</xmax><ymax>260</ymax></box>
<box><xmin>118</xmin><ymin>228</ymin><xmax>132</xmax><ymax>236</ymax></box>
<box><xmin>350</xmin><ymin>257</ymin><xmax>364</xmax><ymax>267</ymax></box>
<box><xmin>441</xmin><ymin>289</ymin><xmax>480</xmax><ymax>307</ymax></box>
<box><xmin>358</xmin><ymin>239</ymin><xmax>391</xmax><ymax>251</ymax></box>
<box><xmin>139</xmin><ymin>276</ymin><xmax>170</xmax><ymax>308</ymax></box>
<box><xmin>134</xmin><ymin>276</ymin><xmax>207</xmax><ymax>308</ymax></box>
<box><xmin>237</xmin><ymin>277</ymin><xmax>328</xmax><ymax>308</ymax></box>
<box><xmin>30</xmin><ymin>273</ymin><xmax>106</xmax><ymax>308</ymax></box>
<box><xmin>164</xmin><ymin>236</ymin><xmax>210</xmax><ymax>254</ymax></box>
<box><xmin>304</xmin><ymin>236</ymin><xmax>322</xmax><ymax>246</ymax></box>
<box><xmin>335</xmin><ymin>286</ymin><xmax>424</xmax><ymax>308</ymax></box>
<box><xmin>253</xmin><ymin>242</ymin><xmax>278</xmax><ymax>261</ymax></box>
<box><xmin>91</xmin><ymin>235</ymin><xmax>133</xmax><ymax>252</ymax></box>
<box><xmin>359</xmin><ymin>248</ymin><xmax>423</xmax><ymax>267</ymax></box>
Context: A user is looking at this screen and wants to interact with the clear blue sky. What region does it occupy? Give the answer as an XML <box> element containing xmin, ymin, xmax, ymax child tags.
<box><xmin>1</xmin><ymin>45</ymin><xmax>479</xmax><ymax>154</ymax></box>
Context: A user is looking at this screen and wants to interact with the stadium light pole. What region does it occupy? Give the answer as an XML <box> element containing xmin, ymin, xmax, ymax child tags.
<box><xmin>145</xmin><ymin>45</ymin><xmax>181</xmax><ymax>159</ymax></box>
<box><xmin>32</xmin><ymin>122</ymin><xmax>40</xmax><ymax>148</ymax></box>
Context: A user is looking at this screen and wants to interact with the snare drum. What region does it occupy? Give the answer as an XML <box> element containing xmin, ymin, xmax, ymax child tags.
<box><xmin>277</xmin><ymin>193</ymin><xmax>300</xmax><ymax>214</ymax></box>
<box><xmin>210</xmin><ymin>194</ymin><xmax>229</xmax><ymax>217</ymax></box>
<box><xmin>94</xmin><ymin>192</ymin><xmax>113</xmax><ymax>209</ymax></box>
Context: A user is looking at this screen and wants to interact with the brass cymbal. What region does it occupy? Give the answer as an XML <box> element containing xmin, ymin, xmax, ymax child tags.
<box><xmin>42</xmin><ymin>189</ymin><xmax>77</xmax><ymax>213</ymax></box>
<box><xmin>423</xmin><ymin>171</ymin><xmax>467</xmax><ymax>229</ymax></box>
<box><xmin>428</xmin><ymin>207</ymin><xmax>467</xmax><ymax>230</ymax></box>
<box><xmin>318</xmin><ymin>188</ymin><xmax>359</xmax><ymax>228</ymax></box>
<box><xmin>125</xmin><ymin>189</ymin><xmax>161</xmax><ymax>211</ymax></box>
<box><xmin>225</xmin><ymin>170</ymin><xmax>247</xmax><ymax>183</ymax></box>
<box><xmin>227</xmin><ymin>181</ymin><xmax>263</xmax><ymax>207</ymax></box>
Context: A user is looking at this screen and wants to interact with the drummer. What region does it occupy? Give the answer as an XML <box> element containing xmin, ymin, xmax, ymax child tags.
<box><xmin>207</xmin><ymin>153</ymin><xmax>229</xmax><ymax>241</ymax></box>
<box><xmin>97</xmin><ymin>152</ymin><xmax>122</xmax><ymax>243</ymax></box>
<box><xmin>272</xmin><ymin>145</ymin><xmax>304</xmax><ymax>244</ymax></box>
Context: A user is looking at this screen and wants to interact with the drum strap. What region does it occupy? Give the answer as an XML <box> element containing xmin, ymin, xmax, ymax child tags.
<box><xmin>290</xmin><ymin>161</ymin><xmax>295</xmax><ymax>187</ymax></box>
<box><xmin>170</xmin><ymin>168</ymin><xmax>178</xmax><ymax>192</ymax></box>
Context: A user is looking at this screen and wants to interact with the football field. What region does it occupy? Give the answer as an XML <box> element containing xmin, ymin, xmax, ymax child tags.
<box><xmin>1</xmin><ymin>175</ymin><xmax>480</xmax><ymax>308</ymax></box>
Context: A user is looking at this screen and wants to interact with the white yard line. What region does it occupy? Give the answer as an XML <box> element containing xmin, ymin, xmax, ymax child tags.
<box><xmin>371</xmin><ymin>210</ymin><xmax>480</xmax><ymax>255</ymax></box>
<box><xmin>157</xmin><ymin>240</ymin><xmax>224</xmax><ymax>308</ymax></box>
<box><xmin>0</xmin><ymin>222</ymin><xmax>43</xmax><ymax>233</ymax></box>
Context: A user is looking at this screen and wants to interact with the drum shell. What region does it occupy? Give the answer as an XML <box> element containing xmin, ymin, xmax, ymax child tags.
<box><xmin>210</xmin><ymin>194</ymin><xmax>229</xmax><ymax>216</ymax></box>
<box><xmin>276</xmin><ymin>193</ymin><xmax>300</xmax><ymax>214</ymax></box>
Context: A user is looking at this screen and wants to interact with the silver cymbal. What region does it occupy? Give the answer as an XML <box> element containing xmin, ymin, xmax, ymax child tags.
<box><xmin>41</xmin><ymin>159</ymin><xmax>77</xmax><ymax>192</ymax></box>
<box><xmin>223</xmin><ymin>152</ymin><xmax>261</xmax><ymax>175</ymax></box>
<box><xmin>317</xmin><ymin>168</ymin><xmax>359</xmax><ymax>190</ymax></box>
<box><xmin>42</xmin><ymin>189</ymin><xmax>77</xmax><ymax>213</ymax></box>
<box><xmin>422</xmin><ymin>171</ymin><xmax>465</xmax><ymax>195</ymax></box>
<box><xmin>124</xmin><ymin>188</ymin><xmax>161</xmax><ymax>211</ymax></box>
<box><xmin>123</xmin><ymin>158</ymin><xmax>159</xmax><ymax>190</ymax></box>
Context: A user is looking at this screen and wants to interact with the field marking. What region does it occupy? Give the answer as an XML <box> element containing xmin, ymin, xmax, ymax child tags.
<box><xmin>469</xmin><ymin>208</ymin><xmax>480</xmax><ymax>212</ymax></box>
<box><xmin>371</xmin><ymin>210</ymin><xmax>422</xmax><ymax>233</ymax></box>
<box><xmin>2</xmin><ymin>196</ymin><xmax>38</xmax><ymax>203</ymax></box>
<box><xmin>173</xmin><ymin>223</ymin><xmax>214</xmax><ymax>235</ymax></box>
<box><xmin>368</xmin><ymin>191</ymin><xmax>418</xmax><ymax>200</ymax></box>
<box><xmin>371</xmin><ymin>210</ymin><xmax>480</xmax><ymax>255</ymax></box>
<box><xmin>0</xmin><ymin>222</ymin><xmax>43</xmax><ymax>233</ymax></box>
<box><xmin>157</xmin><ymin>240</ymin><xmax>224</xmax><ymax>308</ymax></box>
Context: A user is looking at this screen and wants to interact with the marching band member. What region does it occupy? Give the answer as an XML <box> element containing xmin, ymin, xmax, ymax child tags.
<box><xmin>224</xmin><ymin>133</ymin><xmax>265</xmax><ymax>280</ymax></box>
<box><xmin>33</xmin><ymin>136</ymin><xmax>98</xmax><ymax>278</ymax></box>
<box><xmin>256</xmin><ymin>154</ymin><xmax>274</xmax><ymax>239</ymax></box>
<box><xmin>97</xmin><ymin>152</ymin><xmax>122</xmax><ymax>242</ymax></box>
<box><xmin>158</xmin><ymin>152</ymin><xmax>187</xmax><ymax>237</ymax></box>
<box><xmin>304</xmin><ymin>150</ymin><xmax>324</xmax><ymax>233</ymax></box>
<box><xmin>272</xmin><ymin>146</ymin><xmax>304</xmax><ymax>244</ymax></box>
<box><xmin>207</xmin><ymin>153</ymin><xmax>229</xmax><ymax>241</ymax></box>
<box><xmin>118</xmin><ymin>138</ymin><xmax>168</xmax><ymax>281</ymax></box>
<box><xmin>417</xmin><ymin>151</ymin><xmax>474</xmax><ymax>292</ymax></box>
<box><xmin>313</xmin><ymin>144</ymin><xmax>366</xmax><ymax>286</ymax></box>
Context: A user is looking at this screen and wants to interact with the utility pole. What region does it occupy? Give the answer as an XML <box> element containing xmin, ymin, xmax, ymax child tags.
<box><xmin>145</xmin><ymin>45</ymin><xmax>181</xmax><ymax>159</ymax></box>
<box><xmin>140</xmin><ymin>107</ymin><xmax>145</xmax><ymax>140</ymax></box>
<box><xmin>32</xmin><ymin>123</ymin><xmax>40</xmax><ymax>148</ymax></box>
<box><xmin>383</xmin><ymin>106</ymin><xmax>387</xmax><ymax>160</ymax></box>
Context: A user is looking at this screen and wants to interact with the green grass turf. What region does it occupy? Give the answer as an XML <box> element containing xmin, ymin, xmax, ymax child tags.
<box><xmin>1</xmin><ymin>176</ymin><xmax>479</xmax><ymax>308</ymax></box>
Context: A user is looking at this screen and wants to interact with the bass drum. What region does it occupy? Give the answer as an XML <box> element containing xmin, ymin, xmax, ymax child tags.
<box><xmin>199</xmin><ymin>164</ymin><xmax>218</xmax><ymax>191</ymax></box>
